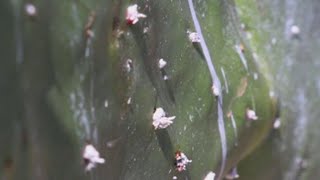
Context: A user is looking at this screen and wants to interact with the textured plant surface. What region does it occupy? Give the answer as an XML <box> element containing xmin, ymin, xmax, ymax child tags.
<box><xmin>1</xmin><ymin>0</ymin><xmax>319</xmax><ymax>180</ymax></box>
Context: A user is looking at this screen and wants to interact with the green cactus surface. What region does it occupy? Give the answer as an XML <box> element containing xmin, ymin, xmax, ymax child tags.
<box><xmin>5</xmin><ymin>0</ymin><xmax>320</xmax><ymax>179</ymax></box>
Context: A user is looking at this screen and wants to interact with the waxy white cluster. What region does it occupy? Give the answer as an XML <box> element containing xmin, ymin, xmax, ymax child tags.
<box><xmin>126</xmin><ymin>4</ymin><xmax>147</xmax><ymax>25</ymax></box>
<box><xmin>175</xmin><ymin>151</ymin><xmax>192</xmax><ymax>172</ymax></box>
<box><xmin>246</xmin><ymin>108</ymin><xmax>258</xmax><ymax>120</ymax></box>
<box><xmin>211</xmin><ymin>84</ymin><xmax>220</xmax><ymax>96</ymax></box>
<box><xmin>158</xmin><ymin>58</ymin><xmax>167</xmax><ymax>69</ymax></box>
<box><xmin>188</xmin><ymin>31</ymin><xmax>201</xmax><ymax>43</ymax></box>
<box><xmin>152</xmin><ymin>107</ymin><xmax>175</xmax><ymax>129</ymax></box>
<box><xmin>83</xmin><ymin>144</ymin><xmax>105</xmax><ymax>171</ymax></box>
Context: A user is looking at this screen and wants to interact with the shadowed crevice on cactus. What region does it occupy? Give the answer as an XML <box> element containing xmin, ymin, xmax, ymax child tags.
<box><xmin>155</xmin><ymin>129</ymin><xmax>175</xmax><ymax>163</ymax></box>
<box><xmin>129</xmin><ymin>22</ymin><xmax>176</xmax><ymax>108</ymax></box>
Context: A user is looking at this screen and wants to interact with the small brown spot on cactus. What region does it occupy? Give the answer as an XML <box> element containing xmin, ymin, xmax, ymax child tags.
<box><xmin>3</xmin><ymin>157</ymin><xmax>13</xmax><ymax>180</ymax></box>
<box><xmin>3</xmin><ymin>157</ymin><xmax>13</xmax><ymax>172</ymax></box>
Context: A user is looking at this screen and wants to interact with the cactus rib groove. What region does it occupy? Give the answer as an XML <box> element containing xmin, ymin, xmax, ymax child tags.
<box><xmin>187</xmin><ymin>0</ymin><xmax>227</xmax><ymax>179</ymax></box>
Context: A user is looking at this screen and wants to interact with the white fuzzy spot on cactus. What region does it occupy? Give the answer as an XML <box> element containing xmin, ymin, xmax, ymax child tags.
<box><xmin>83</xmin><ymin>144</ymin><xmax>105</xmax><ymax>171</ymax></box>
<box><xmin>225</xmin><ymin>167</ymin><xmax>240</xmax><ymax>179</ymax></box>
<box><xmin>211</xmin><ymin>84</ymin><xmax>220</xmax><ymax>96</ymax></box>
<box><xmin>126</xmin><ymin>4</ymin><xmax>146</xmax><ymax>25</ymax></box>
<box><xmin>86</xmin><ymin>30</ymin><xmax>95</xmax><ymax>38</ymax></box>
<box><xmin>271</xmin><ymin>37</ymin><xmax>277</xmax><ymax>45</ymax></box>
<box><xmin>187</xmin><ymin>31</ymin><xmax>201</xmax><ymax>43</ymax></box>
<box><xmin>240</xmin><ymin>23</ymin><xmax>246</xmax><ymax>30</ymax></box>
<box><xmin>291</xmin><ymin>25</ymin><xmax>300</xmax><ymax>35</ymax></box>
<box><xmin>253</xmin><ymin>72</ymin><xmax>258</xmax><ymax>80</ymax></box>
<box><xmin>125</xmin><ymin>59</ymin><xmax>133</xmax><ymax>72</ymax></box>
<box><xmin>127</xmin><ymin>97</ymin><xmax>132</xmax><ymax>105</ymax></box>
<box><xmin>204</xmin><ymin>171</ymin><xmax>216</xmax><ymax>180</ymax></box>
<box><xmin>143</xmin><ymin>27</ymin><xmax>150</xmax><ymax>34</ymax></box>
<box><xmin>269</xmin><ymin>91</ymin><xmax>275</xmax><ymax>98</ymax></box>
<box><xmin>273</xmin><ymin>118</ymin><xmax>281</xmax><ymax>129</ymax></box>
<box><xmin>104</xmin><ymin>100</ymin><xmax>108</xmax><ymax>108</ymax></box>
<box><xmin>158</xmin><ymin>58</ymin><xmax>167</xmax><ymax>69</ymax></box>
<box><xmin>152</xmin><ymin>107</ymin><xmax>175</xmax><ymax>129</ymax></box>
<box><xmin>246</xmin><ymin>108</ymin><xmax>258</xmax><ymax>120</ymax></box>
<box><xmin>25</xmin><ymin>3</ymin><xmax>37</xmax><ymax>16</ymax></box>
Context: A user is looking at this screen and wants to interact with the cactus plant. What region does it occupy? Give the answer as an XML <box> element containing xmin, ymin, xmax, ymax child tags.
<box><xmin>6</xmin><ymin>0</ymin><xmax>314</xmax><ymax>179</ymax></box>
